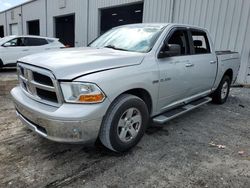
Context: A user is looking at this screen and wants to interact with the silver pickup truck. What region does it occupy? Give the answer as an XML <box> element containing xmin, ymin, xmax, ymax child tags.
<box><xmin>11</xmin><ymin>23</ymin><xmax>240</xmax><ymax>152</ymax></box>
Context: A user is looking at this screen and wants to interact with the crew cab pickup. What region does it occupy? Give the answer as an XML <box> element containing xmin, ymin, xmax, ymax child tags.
<box><xmin>11</xmin><ymin>24</ymin><xmax>240</xmax><ymax>152</ymax></box>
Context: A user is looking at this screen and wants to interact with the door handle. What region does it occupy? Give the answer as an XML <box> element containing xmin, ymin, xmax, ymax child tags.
<box><xmin>210</xmin><ymin>61</ymin><xmax>216</xmax><ymax>64</ymax></box>
<box><xmin>22</xmin><ymin>49</ymin><xmax>29</xmax><ymax>52</ymax></box>
<box><xmin>185</xmin><ymin>63</ymin><xmax>194</xmax><ymax>67</ymax></box>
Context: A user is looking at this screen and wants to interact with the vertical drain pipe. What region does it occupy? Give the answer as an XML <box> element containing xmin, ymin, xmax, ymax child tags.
<box><xmin>20</xmin><ymin>5</ymin><xmax>24</xmax><ymax>35</ymax></box>
<box><xmin>86</xmin><ymin>0</ymin><xmax>90</xmax><ymax>46</ymax></box>
<box><xmin>45</xmin><ymin>0</ymin><xmax>48</xmax><ymax>36</ymax></box>
<box><xmin>5</xmin><ymin>11</ymin><xmax>7</xmax><ymax>36</ymax></box>
<box><xmin>170</xmin><ymin>0</ymin><xmax>175</xmax><ymax>23</ymax></box>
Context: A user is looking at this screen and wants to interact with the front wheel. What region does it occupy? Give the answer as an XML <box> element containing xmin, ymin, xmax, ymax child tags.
<box><xmin>212</xmin><ymin>75</ymin><xmax>231</xmax><ymax>104</ymax></box>
<box><xmin>99</xmin><ymin>94</ymin><xmax>149</xmax><ymax>152</ymax></box>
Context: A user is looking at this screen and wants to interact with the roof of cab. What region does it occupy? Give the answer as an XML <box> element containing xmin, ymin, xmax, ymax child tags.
<box><xmin>116</xmin><ymin>23</ymin><xmax>208</xmax><ymax>32</ymax></box>
<box><xmin>1</xmin><ymin>35</ymin><xmax>58</xmax><ymax>40</ymax></box>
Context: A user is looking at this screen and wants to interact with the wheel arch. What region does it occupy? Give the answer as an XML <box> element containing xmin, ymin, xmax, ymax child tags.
<box><xmin>223</xmin><ymin>69</ymin><xmax>233</xmax><ymax>82</ymax></box>
<box><xmin>115</xmin><ymin>88</ymin><xmax>153</xmax><ymax>115</ymax></box>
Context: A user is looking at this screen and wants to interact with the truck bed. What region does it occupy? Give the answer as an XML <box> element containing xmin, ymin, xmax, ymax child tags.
<box><xmin>215</xmin><ymin>51</ymin><xmax>241</xmax><ymax>85</ymax></box>
<box><xmin>216</xmin><ymin>51</ymin><xmax>240</xmax><ymax>62</ymax></box>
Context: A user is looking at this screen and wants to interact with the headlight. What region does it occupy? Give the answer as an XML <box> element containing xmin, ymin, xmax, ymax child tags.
<box><xmin>60</xmin><ymin>82</ymin><xmax>105</xmax><ymax>103</ymax></box>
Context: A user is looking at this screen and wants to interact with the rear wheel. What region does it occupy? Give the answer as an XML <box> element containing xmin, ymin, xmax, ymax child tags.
<box><xmin>212</xmin><ymin>75</ymin><xmax>231</xmax><ymax>104</ymax></box>
<box><xmin>99</xmin><ymin>94</ymin><xmax>149</xmax><ymax>152</ymax></box>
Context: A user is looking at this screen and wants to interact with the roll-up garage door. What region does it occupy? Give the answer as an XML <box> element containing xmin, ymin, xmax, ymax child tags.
<box><xmin>10</xmin><ymin>23</ymin><xmax>18</xmax><ymax>35</ymax></box>
<box><xmin>100</xmin><ymin>2</ymin><xmax>144</xmax><ymax>34</ymax></box>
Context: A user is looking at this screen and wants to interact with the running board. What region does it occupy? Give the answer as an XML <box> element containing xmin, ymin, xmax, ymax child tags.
<box><xmin>153</xmin><ymin>97</ymin><xmax>212</xmax><ymax>124</ymax></box>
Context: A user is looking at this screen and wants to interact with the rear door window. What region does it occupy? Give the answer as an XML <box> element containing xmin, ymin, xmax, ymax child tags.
<box><xmin>24</xmin><ymin>37</ymin><xmax>48</xmax><ymax>46</ymax></box>
<box><xmin>191</xmin><ymin>30</ymin><xmax>211</xmax><ymax>54</ymax></box>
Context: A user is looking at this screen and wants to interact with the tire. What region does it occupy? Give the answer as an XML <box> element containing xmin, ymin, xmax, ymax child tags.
<box><xmin>212</xmin><ymin>75</ymin><xmax>231</xmax><ymax>104</ymax></box>
<box><xmin>99</xmin><ymin>94</ymin><xmax>149</xmax><ymax>152</ymax></box>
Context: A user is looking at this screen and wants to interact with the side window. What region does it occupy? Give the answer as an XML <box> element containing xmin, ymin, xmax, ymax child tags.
<box><xmin>191</xmin><ymin>30</ymin><xmax>211</xmax><ymax>54</ymax></box>
<box><xmin>166</xmin><ymin>30</ymin><xmax>190</xmax><ymax>56</ymax></box>
<box><xmin>3</xmin><ymin>38</ymin><xmax>24</xmax><ymax>47</ymax></box>
<box><xmin>23</xmin><ymin>38</ymin><xmax>48</xmax><ymax>46</ymax></box>
<box><xmin>5</xmin><ymin>38</ymin><xmax>18</xmax><ymax>46</ymax></box>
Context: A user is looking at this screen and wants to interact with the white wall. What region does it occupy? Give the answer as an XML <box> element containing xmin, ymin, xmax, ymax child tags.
<box><xmin>22</xmin><ymin>0</ymin><xmax>47</xmax><ymax>36</ymax></box>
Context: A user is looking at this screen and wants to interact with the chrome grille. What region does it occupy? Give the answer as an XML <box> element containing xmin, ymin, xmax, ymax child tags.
<box><xmin>17</xmin><ymin>63</ymin><xmax>62</xmax><ymax>107</ymax></box>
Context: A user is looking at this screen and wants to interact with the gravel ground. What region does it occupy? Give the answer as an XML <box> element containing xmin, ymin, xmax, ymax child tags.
<box><xmin>0</xmin><ymin>88</ymin><xmax>249</xmax><ymax>188</ymax></box>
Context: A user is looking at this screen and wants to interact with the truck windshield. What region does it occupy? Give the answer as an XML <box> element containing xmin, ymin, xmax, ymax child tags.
<box><xmin>89</xmin><ymin>25</ymin><xmax>164</xmax><ymax>53</ymax></box>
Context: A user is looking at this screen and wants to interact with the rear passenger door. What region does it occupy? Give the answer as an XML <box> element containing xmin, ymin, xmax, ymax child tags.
<box><xmin>187</xmin><ymin>30</ymin><xmax>217</xmax><ymax>96</ymax></box>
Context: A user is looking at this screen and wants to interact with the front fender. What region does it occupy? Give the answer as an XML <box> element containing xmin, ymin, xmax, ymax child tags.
<box><xmin>74</xmin><ymin>64</ymin><xmax>159</xmax><ymax>116</ymax></box>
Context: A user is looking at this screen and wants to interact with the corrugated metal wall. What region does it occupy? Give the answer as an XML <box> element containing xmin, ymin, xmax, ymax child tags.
<box><xmin>171</xmin><ymin>0</ymin><xmax>250</xmax><ymax>84</ymax></box>
<box><xmin>143</xmin><ymin>0</ymin><xmax>173</xmax><ymax>23</ymax></box>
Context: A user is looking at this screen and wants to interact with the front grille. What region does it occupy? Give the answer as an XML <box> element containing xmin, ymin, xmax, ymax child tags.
<box><xmin>17</xmin><ymin>63</ymin><xmax>62</xmax><ymax>107</ymax></box>
<box><xmin>33</xmin><ymin>72</ymin><xmax>54</xmax><ymax>86</ymax></box>
<box><xmin>37</xmin><ymin>88</ymin><xmax>58</xmax><ymax>103</ymax></box>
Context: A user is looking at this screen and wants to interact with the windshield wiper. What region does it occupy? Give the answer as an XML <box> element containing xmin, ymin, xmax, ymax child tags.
<box><xmin>104</xmin><ymin>45</ymin><xmax>129</xmax><ymax>52</ymax></box>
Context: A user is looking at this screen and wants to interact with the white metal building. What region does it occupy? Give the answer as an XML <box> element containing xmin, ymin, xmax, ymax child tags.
<box><xmin>0</xmin><ymin>0</ymin><xmax>250</xmax><ymax>84</ymax></box>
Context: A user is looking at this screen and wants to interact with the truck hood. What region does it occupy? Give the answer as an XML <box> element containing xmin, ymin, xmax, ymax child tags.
<box><xmin>19</xmin><ymin>47</ymin><xmax>145</xmax><ymax>80</ymax></box>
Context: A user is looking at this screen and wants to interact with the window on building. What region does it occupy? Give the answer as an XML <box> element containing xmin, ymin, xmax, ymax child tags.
<box><xmin>27</xmin><ymin>20</ymin><xmax>40</xmax><ymax>36</ymax></box>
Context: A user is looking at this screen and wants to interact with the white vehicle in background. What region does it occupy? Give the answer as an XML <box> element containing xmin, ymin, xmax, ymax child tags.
<box><xmin>0</xmin><ymin>35</ymin><xmax>65</xmax><ymax>68</ymax></box>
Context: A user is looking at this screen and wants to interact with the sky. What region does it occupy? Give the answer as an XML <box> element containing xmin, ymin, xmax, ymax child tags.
<box><xmin>0</xmin><ymin>0</ymin><xmax>29</xmax><ymax>12</ymax></box>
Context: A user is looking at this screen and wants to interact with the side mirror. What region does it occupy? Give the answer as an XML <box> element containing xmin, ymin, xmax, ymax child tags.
<box><xmin>158</xmin><ymin>44</ymin><xmax>181</xmax><ymax>58</ymax></box>
<box><xmin>3</xmin><ymin>42</ymin><xmax>12</xmax><ymax>47</ymax></box>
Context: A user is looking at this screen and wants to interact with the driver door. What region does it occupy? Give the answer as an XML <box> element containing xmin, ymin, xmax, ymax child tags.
<box><xmin>157</xmin><ymin>28</ymin><xmax>193</xmax><ymax>112</ymax></box>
